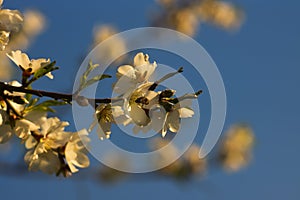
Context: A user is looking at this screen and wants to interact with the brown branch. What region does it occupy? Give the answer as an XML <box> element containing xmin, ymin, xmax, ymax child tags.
<box><xmin>0</xmin><ymin>81</ymin><xmax>118</xmax><ymax>104</ymax></box>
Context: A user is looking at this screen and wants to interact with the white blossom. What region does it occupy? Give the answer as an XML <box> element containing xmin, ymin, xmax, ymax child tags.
<box><xmin>0</xmin><ymin>9</ymin><xmax>23</xmax><ymax>32</ymax></box>
<box><xmin>89</xmin><ymin>104</ymin><xmax>127</xmax><ymax>140</ymax></box>
<box><xmin>24</xmin><ymin>117</ymin><xmax>73</xmax><ymax>174</ymax></box>
<box><xmin>6</xmin><ymin>50</ymin><xmax>53</xmax><ymax>79</ymax></box>
<box><xmin>113</xmin><ymin>52</ymin><xmax>157</xmax><ymax>94</ymax></box>
<box><xmin>219</xmin><ymin>125</ymin><xmax>254</xmax><ymax>172</ymax></box>
<box><xmin>123</xmin><ymin>82</ymin><xmax>159</xmax><ymax>127</ymax></box>
<box><xmin>24</xmin><ymin>117</ymin><xmax>71</xmax><ymax>150</ymax></box>
<box><xmin>65</xmin><ymin>129</ymin><xmax>90</xmax><ymax>173</ymax></box>
<box><xmin>24</xmin><ymin>148</ymin><xmax>60</xmax><ymax>174</ymax></box>
<box><xmin>0</xmin><ymin>1</ymin><xmax>23</xmax><ymax>50</ymax></box>
<box><xmin>161</xmin><ymin>99</ymin><xmax>194</xmax><ymax>137</ymax></box>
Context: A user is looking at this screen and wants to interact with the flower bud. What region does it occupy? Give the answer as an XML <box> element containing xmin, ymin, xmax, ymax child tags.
<box><xmin>75</xmin><ymin>96</ymin><xmax>89</xmax><ymax>107</ymax></box>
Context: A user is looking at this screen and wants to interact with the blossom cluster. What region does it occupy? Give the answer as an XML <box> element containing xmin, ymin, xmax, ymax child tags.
<box><xmin>218</xmin><ymin>124</ymin><xmax>254</xmax><ymax>172</ymax></box>
<box><xmin>0</xmin><ymin>0</ymin><xmax>254</xmax><ymax>180</ymax></box>
<box><xmin>0</xmin><ymin>48</ymin><xmax>201</xmax><ymax>176</ymax></box>
<box><xmin>89</xmin><ymin>52</ymin><xmax>199</xmax><ymax>140</ymax></box>
<box><xmin>0</xmin><ymin>46</ymin><xmax>255</xmax><ymax>178</ymax></box>
<box><xmin>151</xmin><ymin>138</ymin><xmax>207</xmax><ymax>179</ymax></box>
<box><xmin>0</xmin><ymin>51</ymin><xmax>90</xmax><ymax>176</ymax></box>
<box><xmin>153</xmin><ymin>0</ymin><xmax>244</xmax><ymax>36</ymax></box>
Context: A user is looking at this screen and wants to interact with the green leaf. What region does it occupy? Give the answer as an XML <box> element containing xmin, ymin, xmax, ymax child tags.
<box><xmin>36</xmin><ymin>99</ymin><xmax>68</xmax><ymax>107</ymax></box>
<box><xmin>33</xmin><ymin>61</ymin><xmax>59</xmax><ymax>79</ymax></box>
<box><xmin>77</xmin><ymin>60</ymin><xmax>111</xmax><ymax>92</ymax></box>
<box><xmin>28</xmin><ymin>97</ymin><xmax>39</xmax><ymax>107</ymax></box>
<box><xmin>25</xmin><ymin>85</ymin><xmax>33</xmax><ymax>102</ymax></box>
<box><xmin>25</xmin><ymin>99</ymin><xmax>68</xmax><ymax>113</ymax></box>
<box><xmin>79</xmin><ymin>60</ymin><xmax>99</xmax><ymax>88</ymax></box>
<box><xmin>81</xmin><ymin>74</ymin><xmax>111</xmax><ymax>90</ymax></box>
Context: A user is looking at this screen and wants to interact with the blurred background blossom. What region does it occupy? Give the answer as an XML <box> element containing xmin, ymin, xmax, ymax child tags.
<box><xmin>0</xmin><ymin>9</ymin><xmax>45</xmax><ymax>80</ymax></box>
<box><xmin>152</xmin><ymin>0</ymin><xmax>243</xmax><ymax>36</ymax></box>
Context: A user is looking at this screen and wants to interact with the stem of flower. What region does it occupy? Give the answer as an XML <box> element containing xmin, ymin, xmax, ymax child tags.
<box><xmin>176</xmin><ymin>90</ymin><xmax>203</xmax><ymax>102</ymax></box>
<box><xmin>149</xmin><ymin>67</ymin><xmax>183</xmax><ymax>91</ymax></box>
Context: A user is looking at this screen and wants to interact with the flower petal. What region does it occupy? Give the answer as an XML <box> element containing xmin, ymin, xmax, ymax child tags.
<box><xmin>133</xmin><ymin>52</ymin><xmax>149</xmax><ymax>67</ymax></box>
<box><xmin>6</xmin><ymin>50</ymin><xmax>30</xmax><ymax>70</ymax></box>
<box><xmin>178</xmin><ymin>107</ymin><xmax>194</xmax><ymax>118</ymax></box>
<box><xmin>167</xmin><ymin>110</ymin><xmax>180</xmax><ymax>133</ymax></box>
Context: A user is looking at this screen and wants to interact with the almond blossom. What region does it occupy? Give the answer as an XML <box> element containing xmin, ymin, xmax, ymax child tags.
<box><xmin>7</xmin><ymin>50</ymin><xmax>53</xmax><ymax>79</ymax></box>
<box><xmin>24</xmin><ymin>117</ymin><xmax>90</xmax><ymax>175</ymax></box>
<box><xmin>113</xmin><ymin>52</ymin><xmax>157</xmax><ymax>94</ymax></box>
<box><xmin>0</xmin><ymin>0</ymin><xmax>23</xmax><ymax>50</ymax></box>
<box><xmin>65</xmin><ymin>129</ymin><xmax>90</xmax><ymax>173</ymax></box>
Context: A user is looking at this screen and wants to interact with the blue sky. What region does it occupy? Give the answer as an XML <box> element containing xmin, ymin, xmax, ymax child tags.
<box><xmin>1</xmin><ymin>0</ymin><xmax>300</xmax><ymax>200</ymax></box>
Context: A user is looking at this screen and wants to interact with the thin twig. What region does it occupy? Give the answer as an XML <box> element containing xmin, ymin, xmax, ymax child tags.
<box><xmin>0</xmin><ymin>81</ymin><xmax>117</xmax><ymax>104</ymax></box>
